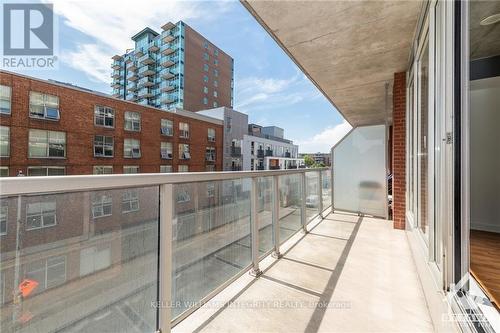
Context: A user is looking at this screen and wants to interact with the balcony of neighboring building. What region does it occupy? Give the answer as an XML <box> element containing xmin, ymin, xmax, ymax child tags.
<box><xmin>138</xmin><ymin>76</ymin><xmax>155</xmax><ymax>88</ymax></box>
<box><xmin>160</xmin><ymin>93</ymin><xmax>175</xmax><ymax>104</ymax></box>
<box><xmin>111</xmin><ymin>69</ymin><xmax>121</xmax><ymax>79</ymax></box>
<box><xmin>160</xmin><ymin>81</ymin><xmax>175</xmax><ymax>93</ymax></box>
<box><xmin>138</xmin><ymin>87</ymin><xmax>154</xmax><ymax>98</ymax></box>
<box><xmin>111</xmin><ymin>60</ymin><xmax>121</xmax><ymax>70</ymax></box>
<box><xmin>110</xmin><ymin>80</ymin><xmax>122</xmax><ymax>89</ymax></box>
<box><xmin>265</xmin><ymin>149</ymin><xmax>273</xmax><ymax>157</ymax></box>
<box><xmin>148</xmin><ymin>42</ymin><xmax>160</xmax><ymax>53</ymax></box>
<box><xmin>161</xmin><ymin>30</ymin><xmax>175</xmax><ymax>43</ymax></box>
<box><xmin>138</xmin><ymin>64</ymin><xmax>156</xmax><ymax>77</ymax></box>
<box><xmin>128</xmin><ymin>61</ymin><xmax>138</xmax><ymax>72</ymax></box>
<box><xmin>127</xmin><ymin>70</ymin><xmax>139</xmax><ymax>82</ymax></box>
<box><xmin>257</xmin><ymin>149</ymin><xmax>264</xmax><ymax>158</ymax></box>
<box><xmin>231</xmin><ymin>146</ymin><xmax>242</xmax><ymax>157</ymax></box>
<box><xmin>160</xmin><ymin>69</ymin><xmax>175</xmax><ymax>80</ymax></box>
<box><xmin>160</xmin><ymin>57</ymin><xmax>175</xmax><ymax>68</ymax></box>
<box><xmin>161</xmin><ymin>43</ymin><xmax>175</xmax><ymax>56</ymax></box>
<box><xmin>139</xmin><ymin>52</ymin><xmax>156</xmax><ymax>65</ymax></box>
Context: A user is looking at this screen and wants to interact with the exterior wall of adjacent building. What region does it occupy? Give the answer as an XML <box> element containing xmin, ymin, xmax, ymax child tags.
<box><xmin>112</xmin><ymin>21</ymin><xmax>233</xmax><ymax>112</ymax></box>
<box><xmin>241</xmin><ymin>134</ymin><xmax>299</xmax><ymax>171</ymax></box>
<box><xmin>197</xmin><ymin>107</ymin><xmax>246</xmax><ymax>171</ymax></box>
<box><xmin>0</xmin><ymin>71</ymin><xmax>223</xmax><ymax>176</ymax></box>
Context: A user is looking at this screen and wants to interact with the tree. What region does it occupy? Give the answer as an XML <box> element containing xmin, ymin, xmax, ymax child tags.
<box><xmin>304</xmin><ymin>155</ymin><xmax>315</xmax><ymax>167</ymax></box>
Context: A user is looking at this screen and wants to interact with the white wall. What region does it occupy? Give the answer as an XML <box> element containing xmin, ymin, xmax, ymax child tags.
<box><xmin>470</xmin><ymin>76</ymin><xmax>500</xmax><ymax>233</ymax></box>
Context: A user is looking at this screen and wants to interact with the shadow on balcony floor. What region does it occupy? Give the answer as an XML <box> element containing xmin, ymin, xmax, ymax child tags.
<box><xmin>174</xmin><ymin>212</ymin><xmax>434</xmax><ymax>333</ymax></box>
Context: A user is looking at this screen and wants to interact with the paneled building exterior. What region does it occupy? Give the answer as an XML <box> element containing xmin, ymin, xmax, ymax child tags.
<box><xmin>111</xmin><ymin>21</ymin><xmax>234</xmax><ymax>112</ymax></box>
<box><xmin>0</xmin><ymin>71</ymin><xmax>223</xmax><ymax>176</ymax></box>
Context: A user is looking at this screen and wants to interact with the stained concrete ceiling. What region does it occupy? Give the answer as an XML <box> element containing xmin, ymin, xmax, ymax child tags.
<box><xmin>470</xmin><ymin>0</ymin><xmax>500</xmax><ymax>60</ymax></box>
<box><xmin>242</xmin><ymin>0</ymin><xmax>423</xmax><ymax>126</ymax></box>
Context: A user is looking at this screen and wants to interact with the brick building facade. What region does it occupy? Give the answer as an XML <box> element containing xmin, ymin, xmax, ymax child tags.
<box><xmin>392</xmin><ymin>72</ymin><xmax>406</xmax><ymax>230</ymax></box>
<box><xmin>0</xmin><ymin>71</ymin><xmax>223</xmax><ymax>176</ymax></box>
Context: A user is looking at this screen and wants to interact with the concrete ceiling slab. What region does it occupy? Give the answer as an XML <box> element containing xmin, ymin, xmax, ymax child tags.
<box><xmin>470</xmin><ymin>0</ymin><xmax>500</xmax><ymax>60</ymax></box>
<box><xmin>242</xmin><ymin>0</ymin><xmax>422</xmax><ymax>126</ymax></box>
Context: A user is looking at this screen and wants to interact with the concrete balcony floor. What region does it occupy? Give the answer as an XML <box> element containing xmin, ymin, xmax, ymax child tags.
<box><xmin>174</xmin><ymin>211</ymin><xmax>434</xmax><ymax>332</ymax></box>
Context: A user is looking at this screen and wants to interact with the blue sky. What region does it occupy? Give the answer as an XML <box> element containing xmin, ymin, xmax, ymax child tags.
<box><xmin>16</xmin><ymin>0</ymin><xmax>351</xmax><ymax>152</ymax></box>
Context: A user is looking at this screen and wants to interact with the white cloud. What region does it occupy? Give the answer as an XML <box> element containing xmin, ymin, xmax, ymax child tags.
<box><xmin>46</xmin><ymin>0</ymin><xmax>232</xmax><ymax>84</ymax></box>
<box><xmin>235</xmin><ymin>71</ymin><xmax>320</xmax><ymax>111</ymax></box>
<box><xmin>295</xmin><ymin>121</ymin><xmax>352</xmax><ymax>153</ymax></box>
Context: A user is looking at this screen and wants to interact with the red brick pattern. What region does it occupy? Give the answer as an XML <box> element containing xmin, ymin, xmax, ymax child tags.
<box><xmin>392</xmin><ymin>72</ymin><xmax>406</xmax><ymax>230</ymax></box>
<box><xmin>0</xmin><ymin>72</ymin><xmax>223</xmax><ymax>175</ymax></box>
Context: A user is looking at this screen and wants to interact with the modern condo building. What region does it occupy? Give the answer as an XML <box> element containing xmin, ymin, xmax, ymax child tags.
<box><xmin>111</xmin><ymin>21</ymin><xmax>234</xmax><ymax>112</ymax></box>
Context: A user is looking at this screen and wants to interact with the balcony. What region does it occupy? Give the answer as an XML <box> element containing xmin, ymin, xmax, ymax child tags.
<box><xmin>138</xmin><ymin>87</ymin><xmax>154</xmax><ymax>98</ymax></box>
<box><xmin>205</xmin><ymin>153</ymin><xmax>215</xmax><ymax>162</ymax></box>
<box><xmin>161</xmin><ymin>31</ymin><xmax>175</xmax><ymax>43</ymax></box>
<box><xmin>127</xmin><ymin>71</ymin><xmax>139</xmax><ymax>81</ymax></box>
<box><xmin>265</xmin><ymin>149</ymin><xmax>273</xmax><ymax>157</ymax></box>
<box><xmin>128</xmin><ymin>62</ymin><xmax>138</xmax><ymax>72</ymax></box>
<box><xmin>284</xmin><ymin>152</ymin><xmax>291</xmax><ymax>158</ymax></box>
<box><xmin>139</xmin><ymin>52</ymin><xmax>155</xmax><ymax>65</ymax></box>
<box><xmin>135</xmin><ymin>47</ymin><xmax>145</xmax><ymax>57</ymax></box>
<box><xmin>0</xmin><ymin>165</ymin><xmax>433</xmax><ymax>332</ymax></box>
<box><xmin>111</xmin><ymin>60</ymin><xmax>121</xmax><ymax>70</ymax></box>
<box><xmin>160</xmin><ymin>94</ymin><xmax>175</xmax><ymax>104</ymax></box>
<box><xmin>148</xmin><ymin>42</ymin><xmax>160</xmax><ymax>52</ymax></box>
<box><xmin>139</xmin><ymin>64</ymin><xmax>156</xmax><ymax>77</ymax></box>
<box><xmin>160</xmin><ymin>57</ymin><xmax>175</xmax><ymax>68</ymax></box>
<box><xmin>138</xmin><ymin>76</ymin><xmax>155</xmax><ymax>88</ymax></box>
<box><xmin>160</xmin><ymin>69</ymin><xmax>175</xmax><ymax>80</ymax></box>
<box><xmin>110</xmin><ymin>81</ymin><xmax>122</xmax><ymax>89</ymax></box>
<box><xmin>257</xmin><ymin>149</ymin><xmax>264</xmax><ymax>158</ymax></box>
<box><xmin>161</xmin><ymin>43</ymin><xmax>175</xmax><ymax>55</ymax></box>
<box><xmin>126</xmin><ymin>93</ymin><xmax>137</xmax><ymax>101</ymax></box>
<box><xmin>231</xmin><ymin>146</ymin><xmax>242</xmax><ymax>157</ymax></box>
<box><xmin>111</xmin><ymin>70</ymin><xmax>121</xmax><ymax>79</ymax></box>
<box><xmin>160</xmin><ymin>81</ymin><xmax>175</xmax><ymax>92</ymax></box>
<box><xmin>127</xmin><ymin>83</ymin><xmax>138</xmax><ymax>92</ymax></box>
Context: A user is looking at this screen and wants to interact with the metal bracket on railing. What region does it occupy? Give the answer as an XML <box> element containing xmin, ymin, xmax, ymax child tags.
<box><xmin>250</xmin><ymin>178</ymin><xmax>262</xmax><ymax>277</ymax></box>
<box><xmin>272</xmin><ymin>176</ymin><xmax>282</xmax><ymax>259</ymax></box>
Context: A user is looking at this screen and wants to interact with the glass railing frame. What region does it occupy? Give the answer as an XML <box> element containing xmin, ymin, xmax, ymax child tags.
<box><xmin>0</xmin><ymin>167</ymin><xmax>331</xmax><ymax>332</ymax></box>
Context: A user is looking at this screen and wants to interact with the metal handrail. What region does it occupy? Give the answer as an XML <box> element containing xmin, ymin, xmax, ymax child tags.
<box><xmin>0</xmin><ymin>168</ymin><xmax>330</xmax><ymax>196</ymax></box>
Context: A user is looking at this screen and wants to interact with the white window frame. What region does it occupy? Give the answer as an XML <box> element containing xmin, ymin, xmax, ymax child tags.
<box><xmin>94</xmin><ymin>135</ymin><xmax>114</xmax><ymax>157</ymax></box>
<box><xmin>25</xmin><ymin>255</ymin><xmax>66</xmax><ymax>291</ymax></box>
<box><xmin>93</xmin><ymin>166</ymin><xmax>113</xmax><ymax>174</ymax></box>
<box><xmin>124</xmin><ymin>111</ymin><xmax>141</xmax><ymax>132</ymax></box>
<box><xmin>179</xmin><ymin>144</ymin><xmax>190</xmax><ymax>160</ymax></box>
<box><xmin>28</xmin><ymin>129</ymin><xmax>66</xmax><ymax>158</ymax></box>
<box><xmin>178</xmin><ymin>165</ymin><xmax>189</xmax><ymax>173</ymax></box>
<box><xmin>208</xmin><ymin>128</ymin><xmax>216</xmax><ymax>142</ymax></box>
<box><xmin>0</xmin><ymin>205</ymin><xmax>7</xmax><ymax>236</ymax></box>
<box><xmin>0</xmin><ymin>85</ymin><xmax>11</xmax><ymax>115</ymax></box>
<box><xmin>122</xmin><ymin>190</ymin><xmax>140</xmax><ymax>213</ymax></box>
<box><xmin>0</xmin><ymin>126</ymin><xmax>9</xmax><ymax>157</ymax></box>
<box><xmin>123</xmin><ymin>165</ymin><xmax>139</xmax><ymax>174</ymax></box>
<box><xmin>160</xmin><ymin>165</ymin><xmax>173</xmax><ymax>173</ymax></box>
<box><xmin>27</xmin><ymin>166</ymin><xmax>65</xmax><ymax>176</ymax></box>
<box><xmin>179</xmin><ymin>122</ymin><xmax>189</xmax><ymax>139</ymax></box>
<box><xmin>124</xmin><ymin>138</ymin><xmax>141</xmax><ymax>158</ymax></box>
<box><xmin>94</xmin><ymin>105</ymin><xmax>115</xmax><ymax>128</ymax></box>
<box><xmin>161</xmin><ymin>142</ymin><xmax>173</xmax><ymax>159</ymax></box>
<box><xmin>92</xmin><ymin>194</ymin><xmax>112</xmax><ymax>218</ymax></box>
<box><xmin>0</xmin><ymin>167</ymin><xmax>8</xmax><ymax>177</ymax></box>
<box><xmin>161</xmin><ymin>119</ymin><xmax>174</xmax><ymax>136</ymax></box>
<box><xmin>205</xmin><ymin>146</ymin><xmax>216</xmax><ymax>161</ymax></box>
<box><xmin>29</xmin><ymin>91</ymin><xmax>60</xmax><ymax>121</ymax></box>
<box><xmin>26</xmin><ymin>201</ymin><xmax>57</xmax><ymax>230</ymax></box>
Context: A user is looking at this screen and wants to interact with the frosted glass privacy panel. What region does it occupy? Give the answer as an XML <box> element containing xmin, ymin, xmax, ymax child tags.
<box><xmin>333</xmin><ymin>125</ymin><xmax>387</xmax><ymax>217</ymax></box>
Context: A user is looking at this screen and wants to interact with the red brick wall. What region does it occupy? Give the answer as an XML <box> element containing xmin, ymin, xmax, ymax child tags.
<box><xmin>0</xmin><ymin>71</ymin><xmax>223</xmax><ymax>175</ymax></box>
<box><xmin>392</xmin><ymin>72</ymin><xmax>406</xmax><ymax>229</ymax></box>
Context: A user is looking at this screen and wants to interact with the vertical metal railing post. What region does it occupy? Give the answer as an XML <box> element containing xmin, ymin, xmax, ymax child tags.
<box><xmin>331</xmin><ymin>166</ymin><xmax>334</xmax><ymax>213</ymax></box>
<box><xmin>159</xmin><ymin>184</ymin><xmax>173</xmax><ymax>333</ymax></box>
<box><xmin>250</xmin><ymin>177</ymin><xmax>262</xmax><ymax>276</ymax></box>
<box><xmin>301</xmin><ymin>171</ymin><xmax>307</xmax><ymax>233</ymax></box>
<box><xmin>272</xmin><ymin>175</ymin><xmax>282</xmax><ymax>258</ymax></box>
<box><xmin>318</xmin><ymin>170</ymin><xmax>323</xmax><ymax>218</ymax></box>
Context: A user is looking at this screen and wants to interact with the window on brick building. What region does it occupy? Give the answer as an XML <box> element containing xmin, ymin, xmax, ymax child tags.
<box><xmin>203</xmin><ymin>64</ymin><xmax>209</xmax><ymax>72</ymax></box>
<box><xmin>160</xmin><ymin>165</ymin><xmax>172</xmax><ymax>173</ymax></box>
<box><xmin>213</xmin><ymin>101</ymin><xmax>218</xmax><ymax>108</ymax></box>
<box><xmin>29</xmin><ymin>91</ymin><xmax>60</xmax><ymax>120</ymax></box>
<box><xmin>205</xmin><ymin>147</ymin><xmax>216</xmax><ymax>161</ymax></box>
<box><xmin>0</xmin><ymin>205</ymin><xmax>7</xmax><ymax>235</ymax></box>
<box><xmin>161</xmin><ymin>142</ymin><xmax>173</xmax><ymax>159</ymax></box>
<box><xmin>94</xmin><ymin>135</ymin><xmax>114</xmax><ymax>157</ymax></box>
<box><xmin>214</xmin><ymin>59</ymin><xmax>218</xmax><ymax>66</ymax></box>
<box><xmin>214</xmin><ymin>69</ymin><xmax>218</xmax><ymax>77</ymax></box>
<box><xmin>92</xmin><ymin>193</ymin><xmax>112</xmax><ymax>218</ymax></box>
<box><xmin>179</xmin><ymin>144</ymin><xmax>190</xmax><ymax>160</ymax></box>
<box><xmin>161</xmin><ymin>119</ymin><xmax>173</xmax><ymax>136</ymax></box>
<box><xmin>0</xmin><ymin>85</ymin><xmax>11</xmax><ymax>115</ymax></box>
<box><xmin>0</xmin><ymin>126</ymin><xmax>9</xmax><ymax>157</ymax></box>
<box><xmin>123</xmin><ymin>166</ymin><xmax>139</xmax><ymax>174</ymax></box>
<box><xmin>203</xmin><ymin>97</ymin><xmax>208</xmax><ymax>105</ymax></box>
<box><xmin>94</xmin><ymin>105</ymin><xmax>115</xmax><ymax>128</ymax></box>
<box><xmin>203</xmin><ymin>75</ymin><xmax>209</xmax><ymax>83</ymax></box>
<box><xmin>122</xmin><ymin>190</ymin><xmax>139</xmax><ymax>213</ymax></box>
<box><xmin>213</xmin><ymin>91</ymin><xmax>218</xmax><ymax>98</ymax></box>
<box><xmin>203</xmin><ymin>86</ymin><xmax>208</xmax><ymax>94</ymax></box>
<box><xmin>203</xmin><ymin>52</ymin><xmax>209</xmax><ymax>61</ymax></box>
<box><xmin>203</xmin><ymin>41</ymin><xmax>208</xmax><ymax>49</ymax></box>
<box><xmin>124</xmin><ymin>139</ymin><xmax>141</xmax><ymax>158</ymax></box>
<box><xmin>214</xmin><ymin>80</ymin><xmax>218</xmax><ymax>87</ymax></box>
<box><xmin>93</xmin><ymin>166</ymin><xmax>113</xmax><ymax>174</ymax></box>
<box><xmin>26</xmin><ymin>201</ymin><xmax>57</xmax><ymax>230</ymax></box>
<box><xmin>208</xmin><ymin>128</ymin><xmax>216</xmax><ymax>142</ymax></box>
<box><xmin>29</xmin><ymin>129</ymin><xmax>66</xmax><ymax>158</ymax></box>
<box><xmin>214</xmin><ymin>49</ymin><xmax>219</xmax><ymax>57</ymax></box>
<box><xmin>27</xmin><ymin>166</ymin><xmax>65</xmax><ymax>176</ymax></box>
<box><xmin>0</xmin><ymin>167</ymin><xmax>8</xmax><ymax>177</ymax></box>
<box><xmin>179</xmin><ymin>122</ymin><xmax>189</xmax><ymax>138</ymax></box>
<box><xmin>178</xmin><ymin>165</ymin><xmax>189</xmax><ymax>173</ymax></box>
<box><xmin>25</xmin><ymin>256</ymin><xmax>66</xmax><ymax>292</ymax></box>
<box><xmin>124</xmin><ymin>111</ymin><xmax>141</xmax><ymax>131</ymax></box>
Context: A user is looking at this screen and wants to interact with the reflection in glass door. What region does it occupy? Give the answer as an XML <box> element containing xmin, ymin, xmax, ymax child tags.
<box><xmin>417</xmin><ymin>34</ymin><xmax>430</xmax><ymax>244</ymax></box>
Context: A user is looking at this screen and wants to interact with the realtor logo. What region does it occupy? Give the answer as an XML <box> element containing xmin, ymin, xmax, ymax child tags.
<box><xmin>1</xmin><ymin>3</ymin><xmax>58</xmax><ymax>69</ymax></box>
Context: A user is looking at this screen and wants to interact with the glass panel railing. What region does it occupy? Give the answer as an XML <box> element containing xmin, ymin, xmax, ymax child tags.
<box><xmin>256</xmin><ymin>177</ymin><xmax>274</xmax><ymax>255</ymax></box>
<box><xmin>321</xmin><ymin>169</ymin><xmax>332</xmax><ymax>211</ymax></box>
<box><xmin>171</xmin><ymin>178</ymin><xmax>252</xmax><ymax>318</ymax></box>
<box><xmin>278</xmin><ymin>174</ymin><xmax>303</xmax><ymax>243</ymax></box>
<box><xmin>0</xmin><ymin>187</ymin><xmax>160</xmax><ymax>333</ymax></box>
<box><xmin>305</xmin><ymin>171</ymin><xmax>320</xmax><ymax>223</ymax></box>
